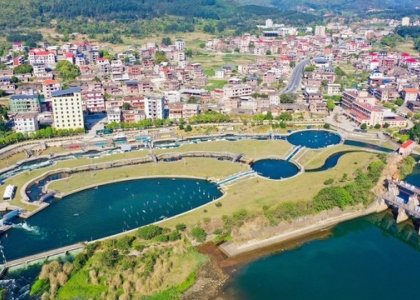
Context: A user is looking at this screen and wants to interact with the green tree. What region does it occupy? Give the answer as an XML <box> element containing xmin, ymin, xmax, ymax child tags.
<box><xmin>175</xmin><ymin>223</ymin><xmax>187</xmax><ymax>231</ymax></box>
<box><xmin>154</xmin><ymin>51</ymin><xmax>169</xmax><ymax>64</ymax></box>
<box><xmin>124</xmin><ymin>57</ymin><xmax>130</xmax><ymax>64</ymax></box>
<box><xmin>10</xmin><ymin>76</ymin><xmax>19</xmax><ymax>83</ymax></box>
<box><xmin>323</xmin><ymin>123</ymin><xmax>330</xmax><ymax>129</ymax></box>
<box><xmin>137</xmin><ymin>225</ymin><xmax>163</xmax><ymax>240</ymax></box>
<box><xmin>191</xmin><ymin>227</ymin><xmax>207</xmax><ymax>242</ymax></box>
<box><xmin>361</xmin><ymin>123</ymin><xmax>367</xmax><ymax>130</ymax></box>
<box><xmin>55</xmin><ymin>61</ymin><xmax>81</xmax><ymax>80</ymax></box>
<box><xmin>199</xmin><ymin>42</ymin><xmax>206</xmax><ymax>48</ymax></box>
<box><xmin>266</xmin><ymin>50</ymin><xmax>272</xmax><ymax>55</ymax></box>
<box><xmin>99</xmin><ymin>248</ymin><xmax>119</xmax><ymax>268</ymax></box>
<box><xmin>185</xmin><ymin>124</ymin><xmax>193</xmax><ymax>132</ymax></box>
<box><xmin>187</xmin><ymin>96</ymin><xmax>198</xmax><ymax>104</ymax></box>
<box><xmin>374</xmin><ymin>123</ymin><xmax>381</xmax><ymax>129</ymax></box>
<box><xmin>184</xmin><ymin>49</ymin><xmax>193</xmax><ymax>57</ymax></box>
<box><xmin>289</xmin><ymin>61</ymin><xmax>296</xmax><ymax>68</ymax></box>
<box><xmin>161</xmin><ymin>37</ymin><xmax>172</xmax><ymax>46</ymax></box>
<box><xmin>122</xmin><ymin>102</ymin><xmax>131</xmax><ymax>110</ymax></box>
<box><xmin>280</xmin><ymin>93</ymin><xmax>297</xmax><ymax>104</ymax></box>
<box><xmin>13</xmin><ymin>64</ymin><xmax>33</xmax><ymax>74</ymax></box>
<box><xmin>395</xmin><ymin>98</ymin><xmax>404</xmax><ymax>106</ymax></box>
<box><xmin>327</xmin><ymin>99</ymin><xmax>335</xmax><ymax>111</ymax></box>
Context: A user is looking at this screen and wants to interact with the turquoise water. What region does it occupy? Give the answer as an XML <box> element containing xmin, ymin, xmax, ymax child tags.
<box><xmin>251</xmin><ymin>159</ymin><xmax>299</xmax><ymax>180</ymax></box>
<box><xmin>287</xmin><ymin>131</ymin><xmax>341</xmax><ymax>148</ymax></box>
<box><xmin>221</xmin><ymin>212</ymin><xmax>420</xmax><ymax>300</ymax></box>
<box><xmin>0</xmin><ymin>178</ymin><xmax>222</xmax><ymax>261</ymax></box>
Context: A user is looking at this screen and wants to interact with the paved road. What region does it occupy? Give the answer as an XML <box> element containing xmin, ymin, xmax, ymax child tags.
<box><xmin>281</xmin><ymin>59</ymin><xmax>310</xmax><ymax>94</ymax></box>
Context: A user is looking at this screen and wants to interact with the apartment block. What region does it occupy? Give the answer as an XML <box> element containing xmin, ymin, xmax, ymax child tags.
<box><xmin>51</xmin><ymin>87</ymin><xmax>84</xmax><ymax>130</ymax></box>
<box><xmin>9</xmin><ymin>94</ymin><xmax>41</xmax><ymax>112</ymax></box>
<box><xmin>14</xmin><ymin>112</ymin><xmax>39</xmax><ymax>133</ymax></box>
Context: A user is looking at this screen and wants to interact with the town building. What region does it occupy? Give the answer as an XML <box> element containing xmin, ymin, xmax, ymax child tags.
<box><xmin>42</xmin><ymin>80</ymin><xmax>61</xmax><ymax>100</ymax></box>
<box><xmin>107</xmin><ymin>108</ymin><xmax>121</xmax><ymax>124</ymax></box>
<box><xmin>327</xmin><ymin>83</ymin><xmax>341</xmax><ymax>95</ymax></box>
<box><xmin>315</xmin><ymin>26</ymin><xmax>326</xmax><ymax>37</ymax></box>
<box><xmin>401</xmin><ymin>17</ymin><xmax>410</xmax><ymax>26</ymax></box>
<box><xmin>14</xmin><ymin>112</ymin><xmax>39</xmax><ymax>133</ymax></box>
<box><xmin>9</xmin><ymin>94</ymin><xmax>41</xmax><ymax>112</ymax></box>
<box><xmin>51</xmin><ymin>87</ymin><xmax>84</xmax><ymax>130</ymax></box>
<box><xmin>144</xmin><ymin>96</ymin><xmax>164</xmax><ymax>120</ymax></box>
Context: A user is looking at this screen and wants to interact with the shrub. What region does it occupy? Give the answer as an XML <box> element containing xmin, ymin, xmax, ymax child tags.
<box><xmin>215</xmin><ymin>202</ymin><xmax>222</xmax><ymax>207</ymax></box>
<box><xmin>213</xmin><ymin>229</ymin><xmax>223</xmax><ymax>235</ymax></box>
<box><xmin>116</xmin><ymin>236</ymin><xmax>135</xmax><ymax>250</ymax></box>
<box><xmin>203</xmin><ymin>217</ymin><xmax>211</xmax><ymax>223</ymax></box>
<box><xmin>324</xmin><ymin>178</ymin><xmax>334</xmax><ymax>185</ymax></box>
<box><xmin>137</xmin><ymin>225</ymin><xmax>163</xmax><ymax>240</ymax></box>
<box><xmin>169</xmin><ymin>231</ymin><xmax>181</xmax><ymax>241</ymax></box>
<box><xmin>175</xmin><ymin>223</ymin><xmax>187</xmax><ymax>231</ymax></box>
<box><xmin>191</xmin><ymin>227</ymin><xmax>207</xmax><ymax>243</ymax></box>
<box><xmin>323</xmin><ymin>123</ymin><xmax>330</xmax><ymax>129</ymax></box>
<box><xmin>153</xmin><ymin>234</ymin><xmax>169</xmax><ymax>243</ymax></box>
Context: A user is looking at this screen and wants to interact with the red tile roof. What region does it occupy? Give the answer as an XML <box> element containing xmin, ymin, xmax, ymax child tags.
<box><xmin>400</xmin><ymin>140</ymin><xmax>414</xmax><ymax>149</ymax></box>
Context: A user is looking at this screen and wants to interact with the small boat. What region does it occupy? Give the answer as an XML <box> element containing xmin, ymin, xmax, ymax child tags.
<box><xmin>74</xmin><ymin>213</ymin><xmax>79</xmax><ymax>216</ymax></box>
<box><xmin>142</xmin><ymin>210</ymin><xmax>146</xmax><ymax>213</ymax></box>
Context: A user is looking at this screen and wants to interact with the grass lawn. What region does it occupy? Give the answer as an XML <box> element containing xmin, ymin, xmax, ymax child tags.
<box><xmin>296</xmin><ymin>145</ymin><xmax>362</xmax><ymax>169</ymax></box>
<box><xmin>0</xmin><ymin>152</ymin><xmax>27</xmax><ymax>169</ymax></box>
<box><xmin>204</xmin><ymin>80</ymin><xmax>228</xmax><ymax>91</ymax></box>
<box><xmin>159</xmin><ymin>151</ymin><xmax>377</xmax><ymax>229</ymax></box>
<box><xmin>153</xmin><ymin>139</ymin><xmax>293</xmax><ymax>159</ymax></box>
<box><xmin>394</xmin><ymin>41</ymin><xmax>419</xmax><ymax>56</ymax></box>
<box><xmin>48</xmin><ymin>158</ymin><xmax>244</xmax><ymax>194</ymax></box>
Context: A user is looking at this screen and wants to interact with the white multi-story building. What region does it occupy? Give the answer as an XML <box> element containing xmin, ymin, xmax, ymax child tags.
<box><xmin>315</xmin><ymin>26</ymin><xmax>326</xmax><ymax>37</ymax></box>
<box><xmin>83</xmin><ymin>91</ymin><xmax>105</xmax><ymax>112</ymax></box>
<box><xmin>28</xmin><ymin>50</ymin><xmax>56</xmax><ymax>65</ymax></box>
<box><xmin>182</xmin><ymin>103</ymin><xmax>199</xmax><ymax>119</ymax></box>
<box><xmin>42</xmin><ymin>80</ymin><xmax>61</xmax><ymax>100</ymax></box>
<box><xmin>223</xmin><ymin>84</ymin><xmax>253</xmax><ymax>99</ymax></box>
<box><xmin>51</xmin><ymin>87</ymin><xmax>84</xmax><ymax>130</ymax></box>
<box><xmin>175</xmin><ymin>39</ymin><xmax>185</xmax><ymax>51</ymax></box>
<box><xmin>164</xmin><ymin>91</ymin><xmax>181</xmax><ymax>103</ymax></box>
<box><xmin>144</xmin><ymin>96</ymin><xmax>164</xmax><ymax>120</ymax></box>
<box><xmin>14</xmin><ymin>112</ymin><xmax>39</xmax><ymax>133</ymax></box>
<box><xmin>402</xmin><ymin>17</ymin><xmax>410</xmax><ymax>26</ymax></box>
<box><xmin>107</xmin><ymin>108</ymin><xmax>121</xmax><ymax>123</ymax></box>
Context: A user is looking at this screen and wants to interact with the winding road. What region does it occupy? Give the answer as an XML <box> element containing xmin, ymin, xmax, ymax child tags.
<box><xmin>281</xmin><ymin>59</ymin><xmax>310</xmax><ymax>94</ymax></box>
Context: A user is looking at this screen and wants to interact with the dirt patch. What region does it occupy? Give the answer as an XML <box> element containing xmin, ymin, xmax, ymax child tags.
<box><xmin>182</xmin><ymin>243</ymin><xmax>229</xmax><ymax>300</ymax></box>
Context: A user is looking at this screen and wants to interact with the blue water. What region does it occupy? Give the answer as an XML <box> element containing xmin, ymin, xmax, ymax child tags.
<box><xmin>222</xmin><ymin>213</ymin><xmax>420</xmax><ymax>300</ymax></box>
<box><xmin>251</xmin><ymin>159</ymin><xmax>299</xmax><ymax>180</ymax></box>
<box><xmin>344</xmin><ymin>139</ymin><xmax>394</xmax><ymax>152</ymax></box>
<box><xmin>0</xmin><ymin>178</ymin><xmax>222</xmax><ymax>261</ymax></box>
<box><xmin>287</xmin><ymin>130</ymin><xmax>341</xmax><ymax>149</ymax></box>
<box><xmin>306</xmin><ymin>151</ymin><xmax>353</xmax><ymax>172</ymax></box>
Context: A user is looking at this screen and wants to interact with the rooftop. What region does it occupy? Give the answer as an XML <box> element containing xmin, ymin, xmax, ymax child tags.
<box><xmin>51</xmin><ymin>87</ymin><xmax>81</xmax><ymax>97</ymax></box>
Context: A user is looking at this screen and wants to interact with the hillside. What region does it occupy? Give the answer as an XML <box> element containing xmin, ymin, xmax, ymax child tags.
<box><xmin>238</xmin><ymin>0</ymin><xmax>419</xmax><ymax>13</ymax></box>
<box><xmin>0</xmin><ymin>0</ymin><xmax>318</xmax><ymax>37</ymax></box>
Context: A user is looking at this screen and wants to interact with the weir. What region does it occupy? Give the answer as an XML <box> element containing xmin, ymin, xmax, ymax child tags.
<box><xmin>2</xmin><ymin>243</ymin><xmax>85</xmax><ymax>269</ymax></box>
<box><xmin>382</xmin><ymin>179</ymin><xmax>420</xmax><ymax>227</ymax></box>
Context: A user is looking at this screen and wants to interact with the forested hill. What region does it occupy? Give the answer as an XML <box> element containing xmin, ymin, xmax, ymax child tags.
<box><xmin>0</xmin><ymin>0</ymin><xmax>318</xmax><ymax>34</ymax></box>
<box><xmin>268</xmin><ymin>0</ymin><xmax>418</xmax><ymax>12</ymax></box>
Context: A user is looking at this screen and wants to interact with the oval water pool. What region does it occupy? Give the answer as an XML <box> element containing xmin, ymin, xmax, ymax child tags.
<box><xmin>287</xmin><ymin>130</ymin><xmax>341</xmax><ymax>149</ymax></box>
<box><xmin>252</xmin><ymin>159</ymin><xmax>299</xmax><ymax>180</ymax></box>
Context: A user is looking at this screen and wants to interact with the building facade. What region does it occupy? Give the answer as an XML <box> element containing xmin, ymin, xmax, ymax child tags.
<box><xmin>9</xmin><ymin>94</ymin><xmax>41</xmax><ymax>112</ymax></box>
<box><xmin>14</xmin><ymin>112</ymin><xmax>39</xmax><ymax>133</ymax></box>
<box><xmin>51</xmin><ymin>87</ymin><xmax>84</xmax><ymax>130</ymax></box>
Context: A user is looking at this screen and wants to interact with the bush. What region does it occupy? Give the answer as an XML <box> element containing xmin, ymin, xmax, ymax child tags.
<box><xmin>169</xmin><ymin>231</ymin><xmax>181</xmax><ymax>241</ymax></box>
<box><xmin>374</xmin><ymin>123</ymin><xmax>381</xmax><ymax>129</ymax></box>
<box><xmin>215</xmin><ymin>202</ymin><xmax>222</xmax><ymax>207</ymax></box>
<box><xmin>116</xmin><ymin>236</ymin><xmax>135</xmax><ymax>250</ymax></box>
<box><xmin>213</xmin><ymin>229</ymin><xmax>223</xmax><ymax>235</ymax></box>
<box><xmin>99</xmin><ymin>248</ymin><xmax>119</xmax><ymax>268</ymax></box>
<box><xmin>191</xmin><ymin>227</ymin><xmax>207</xmax><ymax>242</ymax></box>
<box><xmin>203</xmin><ymin>217</ymin><xmax>211</xmax><ymax>223</ymax></box>
<box><xmin>137</xmin><ymin>225</ymin><xmax>163</xmax><ymax>240</ymax></box>
<box><xmin>153</xmin><ymin>234</ymin><xmax>169</xmax><ymax>243</ymax></box>
<box><xmin>323</xmin><ymin>123</ymin><xmax>330</xmax><ymax>129</ymax></box>
<box><xmin>324</xmin><ymin>178</ymin><xmax>334</xmax><ymax>185</ymax></box>
<box><xmin>361</xmin><ymin>123</ymin><xmax>367</xmax><ymax>130</ymax></box>
<box><xmin>175</xmin><ymin>223</ymin><xmax>187</xmax><ymax>231</ymax></box>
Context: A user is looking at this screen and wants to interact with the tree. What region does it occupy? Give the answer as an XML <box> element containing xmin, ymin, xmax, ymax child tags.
<box><xmin>137</xmin><ymin>225</ymin><xmax>162</xmax><ymax>240</ymax></box>
<box><xmin>184</xmin><ymin>49</ymin><xmax>193</xmax><ymax>57</ymax></box>
<box><xmin>203</xmin><ymin>24</ymin><xmax>215</xmax><ymax>34</ymax></box>
<box><xmin>395</xmin><ymin>98</ymin><xmax>404</xmax><ymax>106</ymax></box>
<box><xmin>185</xmin><ymin>124</ymin><xmax>192</xmax><ymax>132</ymax></box>
<box><xmin>327</xmin><ymin>99</ymin><xmax>335</xmax><ymax>111</ymax></box>
<box><xmin>99</xmin><ymin>248</ymin><xmax>119</xmax><ymax>268</ymax></box>
<box><xmin>323</xmin><ymin>123</ymin><xmax>330</xmax><ymax>129</ymax></box>
<box><xmin>289</xmin><ymin>61</ymin><xmax>296</xmax><ymax>68</ymax></box>
<box><xmin>175</xmin><ymin>223</ymin><xmax>187</xmax><ymax>231</ymax></box>
<box><xmin>280</xmin><ymin>93</ymin><xmax>297</xmax><ymax>104</ymax></box>
<box><xmin>266</xmin><ymin>50</ymin><xmax>272</xmax><ymax>55</ymax></box>
<box><xmin>304</xmin><ymin>65</ymin><xmax>315</xmax><ymax>72</ymax></box>
<box><xmin>264</xmin><ymin>111</ymin><xmax>273</xmax><ymax>121</ymax></box>
<box><xmin>124</xmin><ymin>57</ymin><xmax>130</xmax><ymax>64</ymax></box>
<box><xmin>154</xmin><ymin>51</ymin><xmax>169</xmax><ymax>64</ymax></box>
<box><xmin>360</xmin><ymin>123</ymin><xmax>367</xmax><ymax>130</ymax></box>
<box><xmin>122</xmin><ymin>102</ymin><xmax>131</xmax><ymax>110</ymax></box>
<box><xmin>10</xmin><ymin>76</ymin><xmax>19</xmax><ymax>83</ymax></box>
<box><xmin>374</xmin><ymin>123</ymin><xmax>381</xmax><ymax>129</ymax></box>
<box><xmin>161</xmin><ymin>37</ymin><xmax>172</xmax><ymax>46</ymax></box>
<box><xmin>13</xmin><ymin>64</ymin><xmax>33</xmax><ymax>74</ymax></box>
<box><xmin>191</xmin><ymin>227</ymin><xmax>207</xmax><ymax>242</ymax></box>
<box><xmin>276</xmin><ymin>112</ymin><xmax>292</xmax><ymax>121</ymax></box>
<box><xmin>55</xmin><ymin>61</ymin><xmax>81</xmax><ymax>80</ymax></box>
<box><xmin>187</xmin><ymin>96</ymin><xmax>198</xmax><ymax>104</ymax></box>
<box><xmin>199</xmin><ymin>42</ymin><xmax>206</xmax><ymax>48</ymax></box>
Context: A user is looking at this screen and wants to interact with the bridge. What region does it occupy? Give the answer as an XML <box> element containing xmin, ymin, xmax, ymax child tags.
<box><xmin>381</xmin><ymin>179</ymin><xmax>420</xmax><ymax>226</ymax></box>
<box><xmin>216</xmin><ymin>170</ymin><xmax>256</xmax><ymax>186</ymax></box>
<box><xmin>2</xmin><ymin>243</ymin><xmax>85</xmax><ymax>269</ymax></box>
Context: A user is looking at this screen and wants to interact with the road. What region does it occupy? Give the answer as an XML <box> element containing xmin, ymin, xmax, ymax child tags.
<box><xmin>281</xmin><ymin>59</ymin><xmax>310</xmax><ymax>94</ymax></box>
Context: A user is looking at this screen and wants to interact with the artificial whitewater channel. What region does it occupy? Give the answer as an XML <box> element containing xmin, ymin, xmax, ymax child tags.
<box><xmin>0</xmin><ymin>130</ymin><xmax>394</xmax><ymax>299</ymax></box>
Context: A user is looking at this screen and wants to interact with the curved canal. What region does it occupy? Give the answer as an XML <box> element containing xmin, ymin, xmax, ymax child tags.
<box><xmin>1</xmin><ymin>178</ymin><xmax>222</xmax><ymax>261</ymax></box>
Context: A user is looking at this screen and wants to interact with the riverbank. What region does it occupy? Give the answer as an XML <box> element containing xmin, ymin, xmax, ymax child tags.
<box><xmin>219</xmin><ymin>202</ymin><xmax>384</xmax><ymax>258</ymax></box>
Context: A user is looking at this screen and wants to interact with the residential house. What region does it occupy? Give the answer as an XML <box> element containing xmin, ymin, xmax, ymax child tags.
<box><xmin>9</xmin><ymin>94</ymin><xmax>41</xmax><ymax>112</ymax></box>
<box><xmin>51</xmin><ymin>87</ymin><xmax>84</xmax><ymax>130</ymax></box>
<box><xmin>14</xmin><ymin>112</ymin><xmax>39</xmax><ymax>133</ymax></box>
